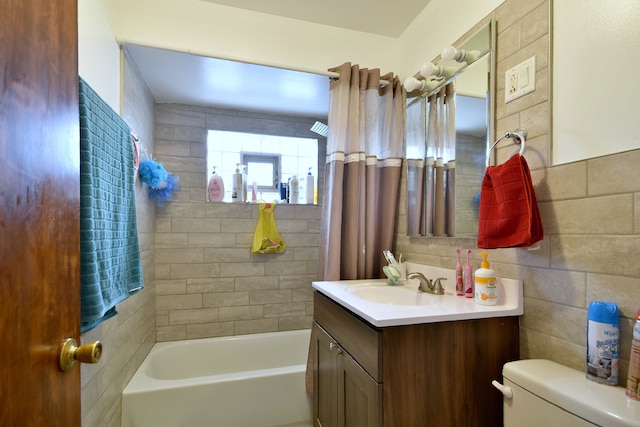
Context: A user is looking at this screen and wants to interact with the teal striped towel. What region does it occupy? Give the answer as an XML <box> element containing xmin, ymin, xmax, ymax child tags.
<box><xmin>79</xmin><ymin>77</ymin><xmax>143</xmax><ymax>332</ymax></box>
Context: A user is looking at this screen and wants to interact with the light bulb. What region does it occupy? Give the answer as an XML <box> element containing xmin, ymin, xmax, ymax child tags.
<box><xmin>441</xmin><ymin>46</ymin><xmax>458</xmax><ymax>62</ymax></box>
<box><xmin>419</xmin><ymin>62</ymin><xmax>443</xmax><ymax>78</ymax></box>
<box><xmin>441</xmin><ymin>46</ymin><xmax>482</xmax><ymax>63</ymax></box>
<box><xmin>403</xmin><ymin>77</ymin><xmax>425</xmax><ymax>92</ymax></box>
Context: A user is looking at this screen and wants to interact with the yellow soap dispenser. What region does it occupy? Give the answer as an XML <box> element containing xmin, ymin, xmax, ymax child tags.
<box><xmin>474</xmin><ymin>252</ymin><xmax>497</xmax><ymax>305</ymax></box>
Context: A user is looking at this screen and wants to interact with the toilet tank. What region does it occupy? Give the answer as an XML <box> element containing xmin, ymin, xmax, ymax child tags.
<box><xmin>500</xmin><ymin>359</ymin><xmax>640</xmax><ymax>427</ymax></box>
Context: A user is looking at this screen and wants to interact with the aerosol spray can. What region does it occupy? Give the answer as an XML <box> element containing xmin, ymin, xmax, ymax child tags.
<box><xmin>586</xmin><ymin>301</ymin><xmax>619</xmax><ymax>385</ymax></box>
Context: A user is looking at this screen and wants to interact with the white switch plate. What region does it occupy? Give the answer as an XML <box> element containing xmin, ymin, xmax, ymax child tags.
<box><xmin>504</xmin><ymin>56</ymin><xmax>536</xmax><ymax>103</ymax></box>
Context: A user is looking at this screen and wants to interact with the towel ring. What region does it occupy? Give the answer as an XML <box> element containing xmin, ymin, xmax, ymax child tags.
<box><xmin>488</xmin><ymin>127</ymin><xmax>527</xmax><ymax>166</ymax></box>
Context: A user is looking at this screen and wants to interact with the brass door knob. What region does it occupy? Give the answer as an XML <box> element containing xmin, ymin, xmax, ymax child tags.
<box><xmin>58</xmin><ymin>338</ymin><xmax>102</xmax><ymax>372</ymax></box>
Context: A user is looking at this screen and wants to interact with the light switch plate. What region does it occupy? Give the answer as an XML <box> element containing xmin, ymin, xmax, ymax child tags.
<box><xmin>504</xmin><ymin>56</ymin><xmax>536</xmax><ymax>103</ymax></box>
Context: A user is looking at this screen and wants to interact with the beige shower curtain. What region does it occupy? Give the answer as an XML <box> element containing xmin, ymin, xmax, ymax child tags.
<box><xmin>306</xmin><ymin>62</ymin><xmax>405</xmax><ymax>394</ymax></box>
<box><xmin>317</xmin><ymin>62</ymin><xmax>405</xmax><ymax>281</ymax></box>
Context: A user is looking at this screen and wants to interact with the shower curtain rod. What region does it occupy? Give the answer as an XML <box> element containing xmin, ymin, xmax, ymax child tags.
<box><xmin>118</xmin><ymin>39</ymin><xmax>390</xmax><ymax>86</ymax></box>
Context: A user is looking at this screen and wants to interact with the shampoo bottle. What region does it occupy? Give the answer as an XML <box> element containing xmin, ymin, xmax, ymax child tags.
<box><xmin>474</xmin><ymin>252</ymin><xmax>497</xmax><ymax>305</ymax></box>
<box><xmin>241</xmin><ymin>164</ymin><xmax>248</xmax><ymax>203</ymax></box>
<box><xmin>231</xmin><ymin>163</ymin><xmax>244</xmax><ymax>203</ymax></box>
<box><xmin>464</xmin><ymin>249</ymin><xmax>473</xmax><ymax>298</ymax></box>
<box><xmin>289</xmin><ymin>175</ymin><xmax>299</xmax><ymax>204</ymax></box>
<box><xmin>207</xmin><ymin>167</ymin><xmax>224</xmax><ymax>202</ymax></box>
<box><xmin>455</xmin><ymin>248</ymin><xmax>463</xmax><ymax>296</ymax></box>
<box><xmin>306</xmin><ymin>168</ymin><xmax>314</xmax><ymax>204</ymax></box>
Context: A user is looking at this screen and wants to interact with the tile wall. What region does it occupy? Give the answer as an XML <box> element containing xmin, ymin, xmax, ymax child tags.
<box><xmin>396</xmin><ymin>0</ymin><xmax>640</xmax><ymax>385</ymax></box>
<box><xmin>80</xmin><ymin>50</ymin><xmax>157</xmax><ymax>426</ymax></box>
<box><xmin>153</xmin><ymin>104</ymin><xmax>325</xmax><ymax>341</ymax></box>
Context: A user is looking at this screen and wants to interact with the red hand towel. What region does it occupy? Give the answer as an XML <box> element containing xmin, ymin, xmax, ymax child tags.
<box><xmin>477</xmin><ymin>154</ymin><xmax>543</xmax><ymax>249</ymax></box>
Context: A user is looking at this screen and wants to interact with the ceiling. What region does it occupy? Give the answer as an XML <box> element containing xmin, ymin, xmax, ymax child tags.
<box><xmin>198</xmin><ymin>0</ymin><xmax>431</xmax><ymax>38</ymax></box>
<box><xmin>126</xmin><ymin>44</ymin><xmax>332</xmax><ymax>118</ymax></box>
<box><xmin>126</xmin><ymin>0</ymin><xmax>433</xmax><ymax>118</ymax></box>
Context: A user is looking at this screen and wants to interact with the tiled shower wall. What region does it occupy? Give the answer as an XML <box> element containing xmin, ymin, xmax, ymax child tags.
<box><xmin>80</xmin><ymin>50</ymin><xmax>157</xmax><ymax>427</ymax></box>
<box><xmin>153</xmin><ymin>104</ymin><xmax>325</xmax><ymax>341</ymax></box>
<box><xmin>396</xmin><ymin>0</ymin><xmax>640</xmax><ymax>385</ymax></box>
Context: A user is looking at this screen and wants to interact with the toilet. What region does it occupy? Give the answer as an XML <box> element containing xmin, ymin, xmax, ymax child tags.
<box><xmin>494</xmin><ymin>359</ymin><xmax>640</xmax><ymax>427</ymax></box>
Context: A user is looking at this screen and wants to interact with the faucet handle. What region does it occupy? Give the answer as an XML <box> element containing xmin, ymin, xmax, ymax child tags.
<box><xmin>433</xmin><ymin>278</ymin><xmax>447</xmax><ymax>294</ymax></box>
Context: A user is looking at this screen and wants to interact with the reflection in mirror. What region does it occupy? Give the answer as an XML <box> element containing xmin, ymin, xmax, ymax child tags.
<box><xmin>124</xmin><ymin>43</ymin><xmax>328</xmax><ymax>205</ymax></box>
<box><xmin>406</xmin><ymin>21</ymin><xmax>493</xmax><ymax>238</ymax></box>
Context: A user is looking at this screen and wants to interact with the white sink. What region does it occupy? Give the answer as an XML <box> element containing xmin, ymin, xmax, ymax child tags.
<box><xmin>312</xmin><ymin>262</ymin><xmax>523</xmax><ymax>327</ymax></box>
<box><xmin>347</xmin><ymin>283</ymin><xmax>445</xmax><ymax>307</ymax></box>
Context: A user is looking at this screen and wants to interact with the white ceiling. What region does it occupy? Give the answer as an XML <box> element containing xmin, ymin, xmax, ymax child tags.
<box><xmin>126</xmin><ymin>44</ymin><xmax>332</xmax><ymax>118</ymax></box>
<box><xmin>198</xmin><ymin>0</ymin><xmax>431</xmax><ymax>38</ymax></box>
<box><xmin>126</xmin><ymin>0</ymin><xmax>433</xmax><ymax>118</ymax></box>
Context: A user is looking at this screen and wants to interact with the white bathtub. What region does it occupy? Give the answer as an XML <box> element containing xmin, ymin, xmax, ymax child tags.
<box><xmin>121</xmin><ymin>329</ymin><xmax>313</xmax><ymax>427</ymax></box>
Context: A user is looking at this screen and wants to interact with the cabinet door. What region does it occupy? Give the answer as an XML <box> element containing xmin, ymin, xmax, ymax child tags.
<box><xmin>314</xmin><ymin>323</ymin><xmax>340</xmax><ymax>427</ymax></box>
<box><xmin>338</xmin><ymin>349</ymin><xmax>382</xmax><ymax>427</ymax></box>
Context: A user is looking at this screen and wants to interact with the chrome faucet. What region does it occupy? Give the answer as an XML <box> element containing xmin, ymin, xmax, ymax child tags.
<box><xmin>407</xmin><ymin>272</ymin><xmax>446</xmax><ymax>295</ymax></box>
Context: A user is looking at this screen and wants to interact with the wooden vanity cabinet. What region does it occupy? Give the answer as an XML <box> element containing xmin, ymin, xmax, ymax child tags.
<box><xmin>313</xmin><ymin>323</ymin><xmax>382</xmax><ymax>427</ymax></box>
<box><xmin>313</xmin><ymin>291</ymin><xmax>520</xmax><ymax>427</ymax></box>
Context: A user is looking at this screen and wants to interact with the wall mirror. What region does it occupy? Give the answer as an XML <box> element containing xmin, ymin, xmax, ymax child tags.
<box><xmin>405</xmin><ymin>20</ymin><xmax>494</xmax><ymax>238</ymax></box>
<box><xmin>552</xmin><ymin>1</ymin><xmax>640</xmax><ymax>165</ymax></box>
<box><xmin>124</xmin><ymin>43</ymin><xmax>329</xmax><ymax>204</ymax></box>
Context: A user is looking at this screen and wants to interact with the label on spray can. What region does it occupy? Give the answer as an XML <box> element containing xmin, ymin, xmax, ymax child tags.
<box><xmin>586</xmin><ymin>301</ymin><xmax>619</xmax><ymax>385</ymax></box>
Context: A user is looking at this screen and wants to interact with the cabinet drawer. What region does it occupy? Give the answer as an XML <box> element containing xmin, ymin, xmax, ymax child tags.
<box><xmin>314</xmin><ymin>291</ymin><xmax>382</xmax><ymax>381</ymax></box>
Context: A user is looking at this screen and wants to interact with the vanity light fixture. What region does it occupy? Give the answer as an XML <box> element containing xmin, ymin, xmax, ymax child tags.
<box><xmin>403</xmin><ymin>76</ymin><xmax>441</xmax><ymax>93</ymax></box>
<box><xmin>441</xmin><ymin>46</ymin><xmax>481</xmax><ymax>63</ymax></box>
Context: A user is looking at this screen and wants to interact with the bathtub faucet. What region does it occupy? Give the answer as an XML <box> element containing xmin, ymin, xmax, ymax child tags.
<box><xmin>407</xmin><ymin>272</ymin><xmax>446</xmax><ymax>295</ymax></box>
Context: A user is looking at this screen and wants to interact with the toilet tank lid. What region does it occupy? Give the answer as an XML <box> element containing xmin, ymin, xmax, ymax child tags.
<box><xmin>503</xmin><ymin>359</ymin><xmax>640</xmax><ymax>427</ymax></box>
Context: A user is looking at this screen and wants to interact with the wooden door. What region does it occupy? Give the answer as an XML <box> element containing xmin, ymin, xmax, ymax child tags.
<box><xmin>0</xmin><ymin>0</ymin><xmax>81</xmax><ymax>426</ymax></box>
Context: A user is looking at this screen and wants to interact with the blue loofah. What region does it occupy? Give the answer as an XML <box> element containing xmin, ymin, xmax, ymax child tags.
<box><xmin>149</xmin><ymin>174</ymin><xmax>180</xmax><ymax>207</ymax></box>
<box><xmin>138</xmin><ymin>159</ymin><xmax>169</xmax><ymax>189</ymax></box>
<box><xmin>138</xmin><ymin>158</ymin><xmax>180</xmax><ymax>206</ymax></box>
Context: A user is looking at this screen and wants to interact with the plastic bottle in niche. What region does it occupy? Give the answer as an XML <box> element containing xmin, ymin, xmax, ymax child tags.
<box><xmin>627</xmin><ymin>309</ymin><xmax>640</xmax><ymax>399</ymax></box>
<box><xmin>231</xmin><ymin>163</ymin><xmax>244</xmax><ymax>203</ymax></box>
<box><xmin>586</xmin><ymin>301</ymin><xmax>619</xmax><ymax>385</ymax></box>
<box><xmin>207</xmin><ymin>166</ymin><xmax>224</xmax><ymax>202</ymax></box>
<box><xmin>474</xmin><ymin>252</ymin><xmax>497</xmax><ymax>306</ymax></box>
<box><xmin>289</xmin><ymin>175</ymin><xmax>299</xmax><ymax>204</ymax></box>
<box><xmin>241</xmin><ymin>164</ymin><xmax>248</xmax><ymax>203</ymax></box>
<box><xmin>251</xmin><ymin>181</ymin><xmax>257</xmax><ymax>202</ymax></box>
<box><xmin>306</xmin><ymin>168</ymin><xmax>314</xmax><ymax>204</ymax></box>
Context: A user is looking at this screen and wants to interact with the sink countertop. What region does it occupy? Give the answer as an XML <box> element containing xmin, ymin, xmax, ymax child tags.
<box><xmin>312</xmin><ymin>262</ymin><xmax>523</xmax><ymax>327</ymax></box>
